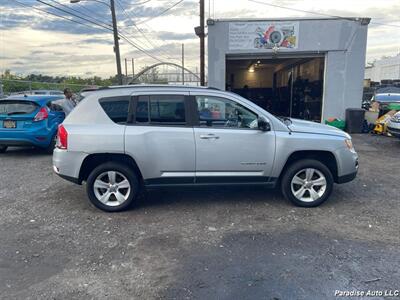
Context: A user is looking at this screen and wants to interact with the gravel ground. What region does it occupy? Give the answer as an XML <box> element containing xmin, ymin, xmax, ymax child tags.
<box><xmin>0</xmin><ymin>134</ymin><xmax>399</xmax><ymax>300</ymax></box>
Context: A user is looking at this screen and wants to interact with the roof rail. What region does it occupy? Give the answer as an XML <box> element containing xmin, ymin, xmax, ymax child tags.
<box><xmin>95</xmin><ymin>84</ymin><xmax>221</xmax><ymax>91</ymax></box>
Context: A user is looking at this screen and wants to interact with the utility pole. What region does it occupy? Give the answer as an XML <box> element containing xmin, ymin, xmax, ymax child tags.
<box><xmin>110</xmin><ymin>0</ymin><xmax>123</xmax><ymax>85</ymax></box>
<box><xmin>182</xmin><ymin>44</ymin><xmax>185</xmax><ymax>85</ymax></box>
<box><xmin>131</xmin><ymin>58</ymin><xmax>135</xmax><ymax>77</ymax></box>
<box><xmin>199</xmin><ymin>0</ymin><xmax>205</xmax><ymax>86</ymax></box>
<box><xmin>125</xmin><ymin>58</ymin><xmax>128</xmax><ymax>78</ymax></box>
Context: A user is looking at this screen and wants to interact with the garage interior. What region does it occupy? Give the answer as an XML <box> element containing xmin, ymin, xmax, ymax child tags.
<box><xmin>226</xmin><ymin>57</ymin><xmax>325</xmax><ymax>122</ymax></box>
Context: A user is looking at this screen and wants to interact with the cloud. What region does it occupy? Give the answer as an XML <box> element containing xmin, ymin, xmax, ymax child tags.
<box><xmin>81</xmin><ymin>37</ymin><xmax>114</xmax><ymax>45</ymax></box>
<box><xmin>155</xmin><ymin>31</ymin><xmax>196</xmax><ymax>41</ymax></box>
<box><xmin>1</xmin><ymin>0</ymin><xmax>399</xmax><ymax>77</ymax></box>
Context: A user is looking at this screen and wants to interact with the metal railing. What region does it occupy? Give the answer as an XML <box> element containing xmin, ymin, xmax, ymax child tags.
<box><xmin>0</xmin><ymin>79</ymin><xmax>90</xmax><ymax>96</ymax></box>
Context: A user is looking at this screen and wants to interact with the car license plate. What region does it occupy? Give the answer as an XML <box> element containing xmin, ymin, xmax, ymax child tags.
<box><xmin>3</xmin><ymin>120</ymin><xmax>16</xmax><ymax>128</ymax></box>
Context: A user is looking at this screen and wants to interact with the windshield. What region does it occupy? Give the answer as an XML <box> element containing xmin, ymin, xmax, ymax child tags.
<box><xmin>374</xmin><ymin>94</ymin><xmax>400</xmax><ymax>102</ymax></box>
<box><xmin>0</xmin><ymin>100</ymin><xmax>38</xmax><ymax>115</ymax></box>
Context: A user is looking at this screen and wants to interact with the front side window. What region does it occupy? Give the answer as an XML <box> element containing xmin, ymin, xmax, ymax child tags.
<box><xmin>99</xmin><ymin>99</ymin><xmax>129</xmax><ymax>124</ymax></box>
<box><xmin>196</xmin><ymin>96</ymin><xmax>258</xmax><ymax>129</ymax></box>
<box><xmin>135</xmin><ymin>95</ymin><xmax>186</xmax><ymax>125</ymax></box>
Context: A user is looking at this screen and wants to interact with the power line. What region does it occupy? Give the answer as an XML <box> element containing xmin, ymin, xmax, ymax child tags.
<box><xmin>47</xmin><ymin>0</ymin><xmax>112</xmax><ymax>27</ymax></box>
<box><xmin>36</xmin><ymin>0</ymin><xmax>165</xmax><ymax>62</ymax></box>
<box><xmin>136</xmin><ymin>0</ymin><xmax>184</xmax><ymax>25</ymax></box>
<box><xmin>249</xmin><ymin>0</ymin><xmax>400</xmax><ymax>28</ymax></box>
<box><xmin>10</xmin><ymin>0</ymin><xmax>110</xmax><ymax>32</ymax></box>
<box><xmin>36</xmin><ymin>0</ymin><xmax>113</xmax><ymax>31</ymax></box>
<box><xmin>119</xmin><ymin>0</ymin><xmax>184</xmax><ymax>61</ymax></box>
<box><xmin>115</xmin><ymin>0</ymin><xmax>181</xmax><ymax>62</ymax></box>
<box><xmin>10</xmin><ymin>0</ymin><xmax>164</xmax><ymax>63</ymax></box>
<box><xmin>76</xmin><ymin>2</ymin><xmax>106</xmax><ymax>20</ymax></box>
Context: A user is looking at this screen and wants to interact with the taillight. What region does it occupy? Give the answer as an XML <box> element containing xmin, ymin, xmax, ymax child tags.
<box><xmin>57</xmin><ymin>125</ymin><xmax>68</xmax><ymax>149</ymax></box>
<box><xmin>33</xmin><ymin>107</ymin><xmax>49</xmax><ymax>122</ymax></box>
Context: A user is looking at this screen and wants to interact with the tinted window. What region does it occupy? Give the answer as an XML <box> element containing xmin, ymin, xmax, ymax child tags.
<box><xmin>135</xmin><ymin>95</ymin><xmax>186</xmax><ymax>125</ymax></box>
<box><xmin>0</xmin><ymin>100</ymin><xmax>38</xmax><ymax>115</ymax></box>
<box><xmin>136</xmin><ymin>97</ymin><xmax>149</xmax><ymax>123</ymax></box>
<box><xmin>196</xmin><ymin>96</ymin><xmax>258</xmax><ymax>129</ymax></box>
<box><xmin>100</xmin><ymin>99</ymin><xmax>129</xmax><ymax>124</ymax></box>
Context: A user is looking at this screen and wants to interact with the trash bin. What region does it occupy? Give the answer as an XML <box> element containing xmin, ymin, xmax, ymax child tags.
<box><xmin>345</xmin><ymin>108</ymin><xmax>365</xmax><ymax>133</ymax></box>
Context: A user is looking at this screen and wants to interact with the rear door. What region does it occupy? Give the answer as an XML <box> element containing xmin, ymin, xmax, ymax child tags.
<box><xmin>124</xmin><ymin>92</ymin><xmax>196</xmax><ymax>185</ymax></box>
<box><xmin>191</xmin><ymin>93</ymin><xmax>276</xmax><ymax>183</ymax></box>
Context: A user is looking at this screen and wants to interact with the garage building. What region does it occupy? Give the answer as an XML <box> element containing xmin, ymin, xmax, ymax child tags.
<box><xmin>207</xmin><ymin>17</ymin><xmax>370</xmax><ymax>122</ymax></box>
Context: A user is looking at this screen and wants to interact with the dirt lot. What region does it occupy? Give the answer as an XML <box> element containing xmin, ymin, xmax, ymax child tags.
<box><xmin>0</xmin><ymin>134</ymin><xmax>399</xmax><ymax>300</ymax></box>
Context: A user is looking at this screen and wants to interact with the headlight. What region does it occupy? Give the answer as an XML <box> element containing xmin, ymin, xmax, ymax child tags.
<box><xmin>345</xmin><ymin>139</ymin><xmax>356</xmax><ymax>153</ymax></box>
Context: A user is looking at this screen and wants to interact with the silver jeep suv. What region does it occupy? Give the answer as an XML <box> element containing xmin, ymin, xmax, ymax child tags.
<box><xmin>53</xmin><ymin>85</ymin><xmax>358</xmax><ymax>212</ymax></box>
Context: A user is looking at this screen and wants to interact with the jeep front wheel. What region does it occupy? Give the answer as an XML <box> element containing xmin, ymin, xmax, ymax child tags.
<box><xmin>281</xmin><ymin>159</ymin><xmax>334</xmax><ymax>207</ymax></box>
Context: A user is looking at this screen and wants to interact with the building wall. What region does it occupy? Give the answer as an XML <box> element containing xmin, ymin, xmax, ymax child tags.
<box><xmin>364</xmin><ymin>54</ymin><xmax>400</xmax><ymax>82</ymax></box>
<box><xmin>208</xmin><ymin>18</ymin><xmax>369</xmax><ymax>121</ymax></box>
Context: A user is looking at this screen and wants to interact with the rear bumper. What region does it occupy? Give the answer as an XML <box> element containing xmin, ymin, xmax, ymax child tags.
<box><xmin>53</xmin><ymin>165</ymin><xmax>81</xmax><ymax>184</ymax></box>
<box><xmin>0</xmin><ymin>127</ymin><xmax>54</xmax><ymax>148</ymax></box>
<box><xmin>53</xmin><ymin>148</ymin><xmax>88</xmax><ymax>184</ymax></box>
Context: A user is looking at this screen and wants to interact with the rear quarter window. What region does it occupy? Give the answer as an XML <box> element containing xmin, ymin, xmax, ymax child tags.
<box><xmin>0</xmin><ymin>100</ymin><xmax>38</xmax><ymax>115</ymax></box>
<box><xmin>99</xmin><ymin>97</ymin><xmax>130</xmax><ymax>124</ymax></box>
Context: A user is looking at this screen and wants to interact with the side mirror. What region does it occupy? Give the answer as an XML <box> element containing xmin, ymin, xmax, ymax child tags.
<box><xmin>258</xmin><ymin>117</ymin><xmax>271</xmax><ymax>131</ymax></box>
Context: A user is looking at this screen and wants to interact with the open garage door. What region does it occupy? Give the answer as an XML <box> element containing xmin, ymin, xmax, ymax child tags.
<box><xmin>226</xmin><ymin>56</ymin><xmax>325</xmax><ymax>122</ymax></box>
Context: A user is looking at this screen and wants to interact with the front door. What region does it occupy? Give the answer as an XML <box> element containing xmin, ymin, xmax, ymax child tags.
<box><xmin>192</xmin><ymin>94</ymin><xmax>275</xmax><ymax>183</ymax></box>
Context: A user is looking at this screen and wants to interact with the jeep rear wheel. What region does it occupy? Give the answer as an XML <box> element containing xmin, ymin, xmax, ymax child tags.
<box><xmin>86</xmin><ymin>162</ymin><xmax>139</xmax><ymax>212</ymax></box>
<box><xmin>281</xmin><ymin>159</ymin><xmax>334</xmax><ymax>207</ymax></box>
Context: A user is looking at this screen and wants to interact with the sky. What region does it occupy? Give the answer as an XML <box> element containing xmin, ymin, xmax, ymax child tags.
<box><xmin>0</xmin><ymin>0</ymin><xmax>399</xmax><ymax>78</ymax></box>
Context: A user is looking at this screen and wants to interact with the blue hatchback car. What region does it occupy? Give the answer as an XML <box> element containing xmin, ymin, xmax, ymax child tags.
<box><xmin>0</xmin><ymin>95</ymin><xmax>74</xmax><ymax>153</ymax></box>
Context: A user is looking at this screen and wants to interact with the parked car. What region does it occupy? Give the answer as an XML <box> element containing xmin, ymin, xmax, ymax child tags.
<box><xmin>11</xmin><ymin>90</ymin><xmax>64</xmax><ymax>96</ymax></box>
<box><xmin>387</xmin><ymin>111</ymin><xmax>400</xmax><ymax>138</ymax></box>
<box><xmin>0</xmin><ymin>95</ymin><xmax>72</xmax><ymax>153</ymax></box>
<box><xmin>53</xmin><ymin>85</ymin><xmax>359</xmax><ymax>212</ymax></box>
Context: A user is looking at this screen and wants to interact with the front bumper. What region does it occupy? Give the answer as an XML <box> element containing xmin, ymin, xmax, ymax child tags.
<box><xmin>334</xmin><ymin>147</ymin><xmax>359</xmax><ymax>184</ymax></box>
<box><xmin>336</xmin><ymin>170</ymin><xmax>358</xmax><ymax>183</ymax></box>
<box><xmin>387</xmin><ymin>121</ymin><xmax>400</xmax><ymax>138</ymax></box>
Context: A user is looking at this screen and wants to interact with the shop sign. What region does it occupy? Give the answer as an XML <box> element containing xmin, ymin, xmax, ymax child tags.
<box><xmin>229</xmin><ymin>21</ymin><xmax>299</xmax><ymax>50</ymax></box>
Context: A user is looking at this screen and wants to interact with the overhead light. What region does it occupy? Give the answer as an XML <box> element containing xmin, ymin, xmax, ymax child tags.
<box><xmin>257</xmin><ymin>60</ymin><xmax>261</xmax><ymax>64</ymax></box>
<box><xmin>248</xmin><ymin>67</ymin><xmax>255</xmax><ymax>73</ymax></box>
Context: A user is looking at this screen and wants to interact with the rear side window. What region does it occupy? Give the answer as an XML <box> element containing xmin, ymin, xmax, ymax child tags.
<box><xmin>135</xmin><ymin>95</ymin><xmax>186</xmax><ymax>125</ymax></box>
<box><xmin>99</xmin><ymin>98</ymin><xmax>130</xmax><ymax>124</ymax></box>
<box><xmin>0</xmin><ymin>100</ymin><xmax>38</xmax><ymax>115</ymax></box>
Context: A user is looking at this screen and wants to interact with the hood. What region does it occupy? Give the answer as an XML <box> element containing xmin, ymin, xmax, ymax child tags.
<box><xmin>288</xmin><ymin>118</ymin><xmax>350</xmax><ymax>138</ymax></box>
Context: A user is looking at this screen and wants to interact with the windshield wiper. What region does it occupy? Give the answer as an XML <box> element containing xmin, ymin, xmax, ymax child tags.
<box><xmin>7</xmin><ymin>111</ymin><xmax>28</xmax><ymax>115</ymax></box>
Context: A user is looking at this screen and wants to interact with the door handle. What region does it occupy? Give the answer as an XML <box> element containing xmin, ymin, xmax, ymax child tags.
<box><xmin>199</xmin><ymin>134</ymin><xmax>219</xmax><ymax>139</ymax></box>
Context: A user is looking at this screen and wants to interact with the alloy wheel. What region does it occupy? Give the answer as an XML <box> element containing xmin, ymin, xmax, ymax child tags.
<box><xmin>93</xmin><ymin>171</ymin><xmax>131</xmax><ymax>207</ymax></box>
<box><xmin>290</xmin><ymin>168</ymin><xmax>327</xmax><ymax>202</ymax></box>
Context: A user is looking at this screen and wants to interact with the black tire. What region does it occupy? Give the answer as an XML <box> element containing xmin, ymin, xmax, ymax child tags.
<box><xmin>86</xmin><ymin>162</ymin><xmax>139</xmax><ymax>212</ymax></box>
<box><xmin>42</xmin><ymin>135</ymin><xmax>57</xmax><ymax>154</ymax></box>
<box><xmin>281</xmin><ymin>159</ymin><xmax>334</xmax><ymax>207</ymax></box>
<box><xmin>0</xmin><ymin>146</ymin><xmax>7</xmax><ymax>153</ymax></box>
